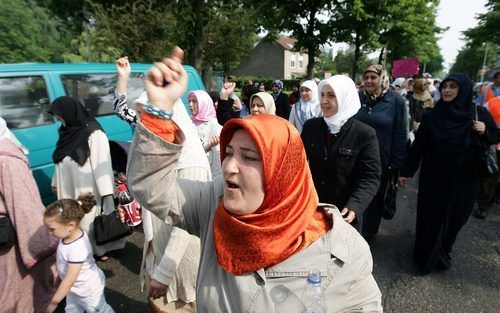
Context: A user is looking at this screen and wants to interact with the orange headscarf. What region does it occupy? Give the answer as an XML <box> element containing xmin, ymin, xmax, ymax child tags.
<box><xmin>213</xmin><ymin>115</ymin><xmax>331</xmax><ymax>275</ymax></box>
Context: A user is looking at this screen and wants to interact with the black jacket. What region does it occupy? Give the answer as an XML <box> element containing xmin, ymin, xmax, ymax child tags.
<box><xmin>354</xmin><ymin>91</ymin><xmax>408</xmax><ymax>170</ymax></box>
<box><xmin>301</xmin><ymin>117</ymin><xmax>382</xmax><ymax>220</ymax></box>
<box><xmin>274</xmin><ymin>92</ymin><xmax>290</xmax><ymax>119</ymax></box>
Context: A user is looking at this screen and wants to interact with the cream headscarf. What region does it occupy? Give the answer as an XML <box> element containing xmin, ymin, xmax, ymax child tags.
<box><xmin>249</xmin><ymin>92</ymin><xmax>276</xmax><ymax>115</ymax></box>
<box><xmin>319</xmin><ymin>75</ymin><xmax>361</xmax><ymax>134</ymax></box>
<box><xmin>0</xmin><ymin>117</ymin><xmax>29</xmax><ymax>154</ymax></box>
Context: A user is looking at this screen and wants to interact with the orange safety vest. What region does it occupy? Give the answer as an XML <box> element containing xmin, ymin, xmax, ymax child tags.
<box><xmin>486</xmin><ymin>96</ymin><xmax>500</xmax><ymax>149</ymax></box>
<box><xmin>481</xmin><ymin>84</ymin><xmax>495</xmax><ymax>105</ymax></box>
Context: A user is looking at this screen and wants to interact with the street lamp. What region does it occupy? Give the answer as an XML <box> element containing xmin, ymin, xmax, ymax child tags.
<box><xmin>480</xmin><ymin>43</ymin><xmax>489</xmax><ymax>83</ymax></box>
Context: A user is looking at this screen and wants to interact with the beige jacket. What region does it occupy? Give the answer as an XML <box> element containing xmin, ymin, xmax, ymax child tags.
<box><xmin>128</xmin><ymin>123</ymin><xmax>383</xmax><ymax>313</ymax></box>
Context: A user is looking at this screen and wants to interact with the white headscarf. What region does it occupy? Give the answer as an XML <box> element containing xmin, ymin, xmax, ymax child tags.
<box><xmin>319</xmin><ymin>75</ymin><xmax>361</xmax><ymax>134</ymax></box>
<box><xmin>0</xmin><ymin>117</ymin><xmax>29</xmax><ymax>154</ymax></box>
<box><xmin>294</xmin><ymin>80</ymin><xmax>321</xmax><ymax>126</ymax></box>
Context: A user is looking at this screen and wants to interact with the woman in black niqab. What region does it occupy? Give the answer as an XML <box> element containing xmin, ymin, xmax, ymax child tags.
<box><xmin>398</xmin><ymin>73</ymin><xmax>498</xmax><ymax>275</ymax></box>
<box><xmin>49</xmin><ymin>96</ymin><xmax>103</xmax><ymax>166</ymax></box>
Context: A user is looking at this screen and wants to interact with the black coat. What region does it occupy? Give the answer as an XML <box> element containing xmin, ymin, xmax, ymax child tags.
<box><xmin>400</xmin><ymin>106</ymin><xmax>498</xmax><ymax>274</ymax></box>
<box><xmin>301</xmin><ymin>117</ymin><xmax>381</xmax><ymax>221</ymax></box>
<box><xmin>216</xmin><ymin>98</ymin><xmax>241</xmax><ymax>125</ymax></box>
<box><xmin>274</xmin><ymin>92</ymin><xmax>290</xmax><ymax>119</ymax></box>
<box><xmin>354</xmin><ymin>91</ymin><xmax>408</xmax><ymax>170</ymax></box>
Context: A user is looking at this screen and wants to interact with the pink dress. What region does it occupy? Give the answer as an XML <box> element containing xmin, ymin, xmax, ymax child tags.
<box><xmin>0</xmin><ymin>139</ymin><xmax>58</xmax><ymax>313</ymax></box>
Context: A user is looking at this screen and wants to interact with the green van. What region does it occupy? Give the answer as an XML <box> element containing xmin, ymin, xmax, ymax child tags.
<box><xmin>0</xmin><ymin>63</ymin><xmax>205</xmax><ymax>204</ymax></box>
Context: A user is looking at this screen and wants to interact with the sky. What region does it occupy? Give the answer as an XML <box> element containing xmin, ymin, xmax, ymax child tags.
<box><xmin>437</xmin><ymin>0</ymin><xmax>489</xmax><ymax>71</ymax></box>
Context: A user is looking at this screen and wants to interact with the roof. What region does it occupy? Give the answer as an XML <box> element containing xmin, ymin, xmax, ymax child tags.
<box><xmin>277</xmin><ymin>36</ymin><xmax>297</xmax><ymax>50</ymax></box>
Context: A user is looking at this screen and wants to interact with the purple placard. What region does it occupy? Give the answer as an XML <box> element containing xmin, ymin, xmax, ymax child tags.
<box><xmin>392</xmin><ymin>58</ymin><xmax>420</xmax><ymax>77</ymax></box>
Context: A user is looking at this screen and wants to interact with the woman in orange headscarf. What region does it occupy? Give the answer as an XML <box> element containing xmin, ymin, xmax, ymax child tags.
<box><xmin>127</xmin><ymin>48</ymin><xmax>382</xmax><ymax>312</ymax></box>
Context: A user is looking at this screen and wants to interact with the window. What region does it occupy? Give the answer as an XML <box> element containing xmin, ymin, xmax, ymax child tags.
<box><xmin>61</xmin><ymin>73</ymin><xmax>145</xmax><ymax>117</ymax></box>
<box><xmin>299</xmin><ymin>56</ymin><xmax>304</xmax><ymax>69</ymax></box>
<box><xmin>0</xmin><ymin>76</ymin><xmax>52</xmax><ymax>129</ymax></box>
<box><xmin>291</xmin><ymin>55</ymin><xmax>296</xmax><ymax>69</ymax></box>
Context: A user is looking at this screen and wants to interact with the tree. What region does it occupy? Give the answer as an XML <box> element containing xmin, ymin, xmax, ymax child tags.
<box><xmin>202</xmin><ymin>2</ymin><xmax>258</xmax><ymax>75</ymax></box>
<box><xmin>331</xmin><ymin>0</ymin><xmax>387</xmax><ymax>81</ymax></box>
<box><xmin>380</xmin><ymin>0</ymin><xmax>444</xmax><ymax>75</ymax></box>
<box><xmin>463</xmin><ymin>0</ymin><xmax>500</xmax><ymax>46</ymax></box>
<box><xmin>251</xmin><ymin>0</ymin><xmax>334</xmax><ymax>79</ymax></box>
<box><xmin>315</xmin><ymin>50</ymin><xmax>336</xmax><ymax>77</ymax></box>
<box><xmin>0</xmin><ymin>0</ymin><xmax>70</xmax><ymax>63</ymax></box>
<box><xmin>82</xmin><ymin>0</ymin><xmax>177</xmax><ymax>63</ymax></box>
<box><xmin>450</xmin><ymin>43</ymin><xmax>499</xmax><ymax>80</ymax></box>
<box><xmin>333</xmin><ymin>48</ymin><xmax>373</xmax><ymax>79</ymax></box>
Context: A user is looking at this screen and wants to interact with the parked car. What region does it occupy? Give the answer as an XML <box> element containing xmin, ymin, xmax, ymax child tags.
<box><xmin>0</xmin><ymin>62</ymin><xmax>205</xmax><ymax>204</ymax></box>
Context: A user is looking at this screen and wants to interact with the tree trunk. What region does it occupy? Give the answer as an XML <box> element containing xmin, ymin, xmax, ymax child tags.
<box><xmin>187</xmin><ymin>0</ymin><xmax>204</xmax><ymax>69</ymax></box>
<box><xmin>351</xmin><ymin>26</ymin><xmax>361</xmax><ymax>83</ymax></box>
<box><xmin>307</xmin><ymin>45</ymin><xmax>316</xmax><ymax>79</ymax></box>
<box><xmin>378</xmin><ymin>46</ymin><xmax>385</xmax><ymax>65</ymax></box>
<box><xmin>306</xmin><ymin>9</ymin><xmax>318</xmax><ymax>79</ymax></box>
<box><xmin>202</xmin><ymin>66</ymin><xmax>213</xmax><ymax>90</ymax></box>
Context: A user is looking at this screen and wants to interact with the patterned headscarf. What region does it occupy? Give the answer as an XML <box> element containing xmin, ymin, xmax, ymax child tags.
<box><xmin>271</xmin><ymin>80</ymin><xmax>283</xmax><ymax>100</ymax></box>
<box><xmin>363</xmin><ymin>64</ymin><xmax>390</xmax><ymax>105</ymax></box>
<box><xmin>188</xmin><ymin>90</ymin><xmax>217</xmax><ymax>126</ymax></box>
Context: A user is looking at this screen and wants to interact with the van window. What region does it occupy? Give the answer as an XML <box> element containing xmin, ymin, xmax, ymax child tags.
<box><xmin>0</xmin><ymin>76</ymin><xmax>52</xmax><ymax>129</ymax></box>
<box><xmin>61</xmin><ymin>73</ymin><xmax>145</xmax><ymax>117</ymax></box>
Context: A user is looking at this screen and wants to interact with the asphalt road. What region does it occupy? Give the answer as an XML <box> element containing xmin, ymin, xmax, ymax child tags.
<box><xmin>83</xmin><ymin>177</ymin><xmax>500</xmax><ymax>313</ymax></box>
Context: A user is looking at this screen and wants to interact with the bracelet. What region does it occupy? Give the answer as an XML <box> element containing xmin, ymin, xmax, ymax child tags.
<box><xmin>142</xmin><ymin>103</ymin><xmax>173</xmax><ymax>120</ymax></box>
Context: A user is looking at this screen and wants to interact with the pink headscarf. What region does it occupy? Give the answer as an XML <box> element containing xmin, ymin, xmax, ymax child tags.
<box><xmin>188</xmin><ymin>90</ymin><xmax>217</xmax><ymax>126</ymax></box>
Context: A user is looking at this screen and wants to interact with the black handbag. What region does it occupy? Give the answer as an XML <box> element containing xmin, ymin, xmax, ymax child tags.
<box><xmin>475</xmin><ymin>144</ymin><xmax>499</xmax><ymax>177</ymax></box>
<box><xmin>93</xmin><ymin>197</ymin><xmax>133</xmax><ymax>246</ymax></box>
<box><xmin>474</xmin><ymin>106</ymin><xmax>499</xmax><ymax>177</ymax></box>
<box><xmin>382</xmin><ymin>175</ymin><xmax>398</xmax><ymax>220</ymax></box>
<box><xmin>0</xmin><ymin>216</ymin><xmax>16</xmax><ymax>250</ymax></box>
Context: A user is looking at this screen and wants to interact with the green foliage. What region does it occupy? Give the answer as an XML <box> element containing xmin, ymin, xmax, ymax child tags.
<box><xmin>334</xmin><ymin>48</ymin><xmax>373</xmax><ymax>78</ymax></box>
<box><xmin>250</xmin><ymin>0</ymin><xmax>335</xmax><ymax>78</ymax></box>
<box><xmin>380</xmin><ymin>0</ymin><xmax>444</xmax><ymax>72</ymax></box>
<box><xmin>315</xmin><ymin>51</ymin><xmax>336</xmax><ymax>76</ymax></box>
<box><xmin>327</xmin><ymin>0</ymin><xmax>443</xmax><ymax>80</ymax></box>
<box><xmin>452</xmin><ymin>0</ymin><xmax>499</xmax><ymax>81</ymax></box>
<box><xmin>202</xmin><ymin>1</ymin><xmax>258</xmax><ymax>74</ymax></box>
<box><xmin>0</xmin><ymin>0</ymin><xmax>70</xmax><ymax>63</ymax></box>
<box><xmin>450</xmin><ymin>43</ymin><xmax>499</xmax><ymax>80</ymax></box>
<box><xmin>79</xmin><ymin>0</ymin><xmax>177</xmax><ymax>63</ymax></box>
<box><xmin>464</xmin><ymin>0</ymin><xmax>500</xmax><ymax>46</ymax></box>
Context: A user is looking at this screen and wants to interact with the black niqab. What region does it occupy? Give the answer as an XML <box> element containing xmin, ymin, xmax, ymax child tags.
<box><xmin>49</xmin><ymin>96</ymin><xmax>103</xmax><ymax>166</ymax></box>
<box><xmin>427</xmin><ymin>73</ymin><xmax>477</xmax><ymax>146</ymax></box>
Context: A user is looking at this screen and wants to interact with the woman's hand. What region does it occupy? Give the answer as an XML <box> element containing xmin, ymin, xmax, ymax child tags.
<box><xmin>144</xmin><ymin>47</ymin><xmax>187</xmax><ymax>112</ymax></box>
<box><xmin>45</xmin><ymin>302</ymin><xmax>58</xmax><ymax>313</ymax></box>
<box><xmin>340</xmin><ymin>208</ymin><xmax>356</xmax><ymax>223</ymax></box>
<box><xmin>204</xmin><ymin>135</ymin><xmax>220</xmax><ymax>152</ymax></box>
<box><xmin>149</xmin><ymin>279</ymin><xmax>168</xmax><ymax>300</ymax></box>
<box><xmin>220</xmin><ymin>82</ymin><xmax>236</xmax><ymax>100</ymax></box>
<box><xmin>473</xmin><ymin>121</ymin><xmax>486</xmax><ymax>135</ymax></box>
<box><xmin>398</xmin><ymin>177</ymin><xmax>408</xmax><ymax>188</ymax></box>
<box><xmin>116</xmin><ymin>57</ymin><xmax>131</xmax><ymax>78</ymax></box>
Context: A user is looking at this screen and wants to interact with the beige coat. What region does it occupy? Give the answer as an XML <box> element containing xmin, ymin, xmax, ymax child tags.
<box><xmin>51</xmin><ymin>130</ymin><xmax>125</xmax><ymax>256</ymax></box>
<box><xmin>128</xmin><ymin>123</ymin><xmax>383</xmax><ymax>313</ymax></box>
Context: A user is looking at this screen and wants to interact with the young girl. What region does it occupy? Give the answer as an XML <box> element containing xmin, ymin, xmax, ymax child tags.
<box><xmin>43</xmin><ymin>193</ymin><xmax>115</xmax><ymax>313</ymax></box>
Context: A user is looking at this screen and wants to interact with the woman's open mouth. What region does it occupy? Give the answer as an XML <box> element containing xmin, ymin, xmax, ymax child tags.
<box><xmin>226</xmin><ymin>180</ymin><xmax>240</xmax><ymax>190</ymax></box>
